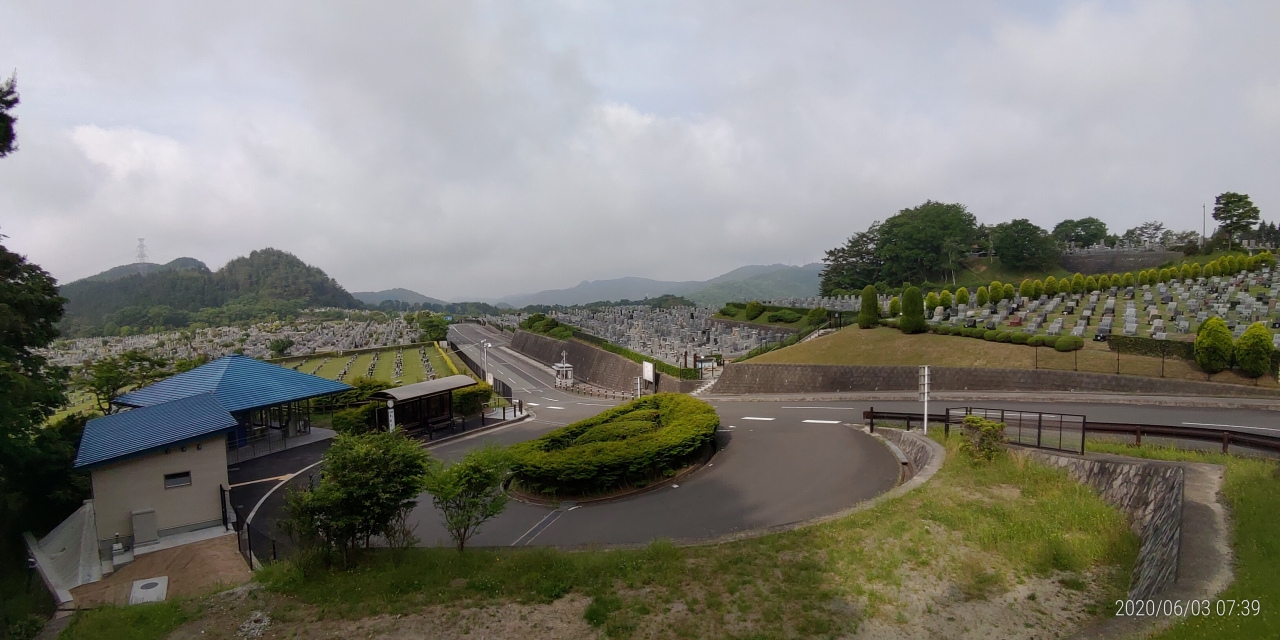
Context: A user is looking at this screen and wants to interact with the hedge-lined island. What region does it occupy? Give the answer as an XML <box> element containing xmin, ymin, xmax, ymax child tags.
<box><xmin>509</xmin><ymin>394</ymin><xmax>719</xmax><ymax>499</ymax></box>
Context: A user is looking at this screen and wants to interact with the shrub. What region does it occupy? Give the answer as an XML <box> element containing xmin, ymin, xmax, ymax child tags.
<box><xmin>1054</xmin><ymin>335</ymin><xmax>1084</xmax><ymax>352</ymax></box>
<box><xmin>858</xmin><ymin>285</ymin><xmax>880</xmax><ymax>329</ymax></box>
<box><xmin>1011</xmin><ymin>333</ymin><xmax>1030</xmax><ymax>345</ymax></box>
<box><xmin>888</xmin><ymin>296</ymin><xmax>901</xmax><ymax>317</ymax></box>
<box><xmin>1044</xmin><ymin>276</ymin><xmax>1057</xmax><ymax>296</ymax></box>
<box><xmin>1195</xmin><ymin>317</ymin><xmax>1233</xmax><ymax>373</ymax></box>
<box><xmin>899</xmin><ymin>286</ymin><xmax>927</xmax><ymax>333</ymax></box>
<box><xmin>925</xmin><ymin>291</ymin><xmax>940</xmax><ymax>312</ymax></box>
<box><xmin>1002</xmin><ymin>283</ymin><xmax>1014</xmax><ymax>300</ymax></box>
<box><xmin>1190</xmin><ymin>262</ymin><xmax>1202</xmax><ymax>278</ymax></box>
<box><xmin>1019</xmin><ymin>280</ymin><xmax>1034</xmax><ymax>299</ymax></box>
<box><xmin>988</xmin><ymin>281</ymin><xmax>1002</xmax><ymax>300</ymax></box>
<box><xmin>983</xmin><ymin>330</ymin><xmax>1000</xmax><ymax>341</ymax></box>
<box><xmin>939</xmin><ymin>290</ymin><xmax>953</xmax><ymax>308</ymax></box>
<box><xmin>1121</xmin><ymin>272</ymin><xmax>1135</xmax><ymax>288</ymax></box>
<box><xmin>548</xmin><ymin>326</ymin><xmax>574</xmax><ymax>340</ymax></box>
<box><xmin>1084</xmin><ymin>275</ymin><xmax>1098</xmax><ymax>292</ymax></box>
<box><xmin>767</xmin><ymin>309</ymin><xmax>803</xmax><ymax>323</ymax></box>
<box><xmin>959</xmin><ymin>416</ymin><xmax>1005</xmax><ymax>463</ymax></box>
<box><xmin>973</xmin><ymin>286</ymin><xmax>986</xmax><ymax>307</ymax></box>
<box><xmin>956</xmin><ymin>287</ymin><xmax>970</xmax><ymax>306</ymax></box>
<box><xmin>717</xmin><ymin>306</ymin><xmax>737</xmax><ymax>317</ymax></box>
<box><xmin>743</xmin><ymin>301</ymin><xmax>765</xmax><ymax>320</ymax></box>
<box><xmin>332</xmin><ymin>403</ymin><xmax>380</xmax><ymax>435</ymax></box>
<box><xmin>510</xmin><ymin>394</ymin><xmax>718</xmax><ymax>496</ymax></box>
<box><xmin>1041</xmin><ymin>335</ymin><xmax>1059</xmax><ymax>349</ymax></box>
<box><xmin>996</xmin><ymin>332</ymin><xmax>1012</xmax><ymax>343</ymax></box>
<box><xmin>1235</xmin><ymin>322</ymin><xmax>1274</xmax><ymax>378</ymax></box>
<box><xmin>1071</xmin><ymin>273</ymin><xmax>1085</xmax><ymax>293</ymax></box>
<box><xmin>802</xmin><ymin>306</ymin><xmax>828</xmax><ymax>327</ymax></box>
<box><xmin>1028</xmin><ymin>335</ymin><xmax>1045</xmax><ymax>347</ymax></box>
<box><xmin>453</xmin><ymin>381</ymin><xmax>493</xmax><ymax>417</ymax></box>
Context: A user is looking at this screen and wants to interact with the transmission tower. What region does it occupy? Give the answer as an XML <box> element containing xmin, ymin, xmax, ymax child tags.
<box><xmin>136</xmin><ymin>238</ymin><xmax>148</xmax><ymax>264</ymax></box>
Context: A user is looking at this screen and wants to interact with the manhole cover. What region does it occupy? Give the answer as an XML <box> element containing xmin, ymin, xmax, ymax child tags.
<box><xmin>141</xmin><ymin>581</ymin><xmax>160</xmax><ymax>590</ymax></box>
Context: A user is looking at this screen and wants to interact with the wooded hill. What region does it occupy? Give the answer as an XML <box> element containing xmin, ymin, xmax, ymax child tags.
<box><xmin>58</xmin><ymin>248</ymin><xmax>361</xmax><ymax>337</ymax></box>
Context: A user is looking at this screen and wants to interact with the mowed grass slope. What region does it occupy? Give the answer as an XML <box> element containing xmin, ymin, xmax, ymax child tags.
<box><xmin>754</xmin><ymin>326</ymin><xmax>1277</xmax><ymax>386</ymax></box>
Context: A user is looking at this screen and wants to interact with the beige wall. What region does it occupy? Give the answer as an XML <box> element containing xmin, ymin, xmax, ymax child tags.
<box><xmin>91</xmin><ymin>434</ymin><xmax>229</xmax><ymax>543</ymax></box>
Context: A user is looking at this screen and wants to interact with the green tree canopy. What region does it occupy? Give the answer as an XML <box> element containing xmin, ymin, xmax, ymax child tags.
<box><xmin>993</xmin><ymin>219</ymin><xmax>1059</xmax><ymax>271</ymax></box>
<box><xmin>418</xmin><ymin>314</ymin><xmax>449</xmax><ymax>342</ymax></box>
<box><xmin>1213</xmin><ymin>192</ymin><xmax>1261</xmax><ymax>250</ymax></box>
<box><xmin>1</xmin><ymin>238</ymin><xmax>68</xmax><ymax>456</ymax></box>
<box><xmin>76</xmin><ymin>350</ymin><xmax>171</xmax><ymax>415</ymax></box>
<box><xmin>877</xmin><ymin>201</ymin><xmax>979</xmax><ymax>285</ymax></box>
<box><xmin>0</xmin><ymin>72</ymin><xmax>17</xmax><ymax>158</ymax></box>
<box><xmin>1051</xmin><ymin>217</ymin><xmax>1108</xmax><ymax>247</ymax></box>
<box><xmin>820</xmin><ymin>222</ymin><xmax>884</xmax><ymax>295</ymax></box>
<box><xmin>421</xmin><ymin>444</ymin><xmax>512</xmax><ymax>552</ymax></box>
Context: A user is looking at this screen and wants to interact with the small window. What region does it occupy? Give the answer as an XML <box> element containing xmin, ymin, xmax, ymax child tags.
<box><xmin>164</xmin><ymin>472</ymin><xmax>192</xmax><ymax>489</ymax></box>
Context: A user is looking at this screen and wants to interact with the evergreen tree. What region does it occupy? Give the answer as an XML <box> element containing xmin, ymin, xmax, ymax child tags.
<box><xmin>857</xmin><ymin>285</ymin><xmax>880</xmax><ymax>329</ymax></box>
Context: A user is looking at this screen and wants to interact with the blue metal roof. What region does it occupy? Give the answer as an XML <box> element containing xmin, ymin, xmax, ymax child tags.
<box><xmin>115</xmin><ymin>354</ymin><xmax>352</xmax><ymax>412</ymax></box>
<box><xmin>74</xmin><ymin>393</ymin><xmax>238</xmax><ymax>468</ymax></box>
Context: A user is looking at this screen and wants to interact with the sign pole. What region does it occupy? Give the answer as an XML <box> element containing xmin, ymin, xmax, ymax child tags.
<box><xmin>918</xmin><ymin>365</ymin><xmax>930</xmax><ymax>435</ymax></box>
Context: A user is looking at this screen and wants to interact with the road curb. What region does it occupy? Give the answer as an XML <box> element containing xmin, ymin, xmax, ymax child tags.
<box><xmin>701</xmin><ymin>391</ymin><xmax>1280</xmax><ymax>410</ymax></box>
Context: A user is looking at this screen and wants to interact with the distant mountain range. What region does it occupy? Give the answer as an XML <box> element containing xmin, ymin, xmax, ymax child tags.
<box><xmin>352</xmin><ymin>288</ymin><xmax>451</xmax><ymax>307</ymax></box>
<box><xmin>495</xmin><ymin>263</ymin><xmax>823</xmax><ymax>307</ymax></box>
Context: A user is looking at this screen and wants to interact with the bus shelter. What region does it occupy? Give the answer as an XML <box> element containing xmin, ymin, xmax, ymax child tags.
<box><xmin>369</xmin><ymin>374</ymin><xmax>478</xmax><ymax>433</ymax></box>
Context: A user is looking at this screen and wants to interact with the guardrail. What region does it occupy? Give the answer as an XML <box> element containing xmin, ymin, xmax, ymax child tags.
<box><xmin>862</xmin><ymin>407</ymin><xmax>1280</xmax><ymax>456</ymax></box>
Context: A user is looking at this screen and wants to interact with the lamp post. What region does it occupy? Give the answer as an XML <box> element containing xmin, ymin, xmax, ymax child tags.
<box><xmin>482</xmin><ymin>341</ymin><xmax>492</xmax><ymax>377</ymax></box>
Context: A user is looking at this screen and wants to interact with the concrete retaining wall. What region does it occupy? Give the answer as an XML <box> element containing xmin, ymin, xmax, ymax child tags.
<box><xmin>709</xmin><ymin>318</ymin><xmax>800</xmax><ymax>335</ymax></box>
<box><xmin>1014</xmin><ymin>449</ymin><xmax>1184</xmax><ymax>600</ymax></box>
<box><xmin>707</xmin><ymin>363</ymin><xmax>1280</xmax><ymax>398</ymax></box>
<box><xmin>1060</xmin><ymin>251</ymin><xmax>1184</xmax><ymax>275</ymax></box>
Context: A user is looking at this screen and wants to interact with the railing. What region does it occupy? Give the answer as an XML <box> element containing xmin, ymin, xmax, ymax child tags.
<box><xmin>861</xmin><ymin>407</ymin><xmax>1280</xmax><ymax>457</ymax></box>
<box><xmin>226</xmin><ymin>429</ymin><xmax>289</xmax><ymax>464</ymax></box>
<box><xmin>231</xmin><ymin>503</ymin><xmax>295</xmax><ymax>570</ymax></box>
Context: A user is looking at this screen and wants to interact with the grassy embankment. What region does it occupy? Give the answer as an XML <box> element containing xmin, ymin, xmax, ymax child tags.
<box><xmin>1082</xmin><ymin>442</ymin><xmax>1280</xmax><ymax>639</ymax></box>
<box><xmin>65</xmin><ymin>435</ymin><xmax>1137</xmax><ymax>638</ymax></box>
<box><xmin>712</xmin><ymin>305</ymin><xmax>816</xmax><ymax>331</ymax></box>
<box><xmin>752</xmin><ymin>325</ymin><xmax>1278</xmax><ymax>387</ymax></box>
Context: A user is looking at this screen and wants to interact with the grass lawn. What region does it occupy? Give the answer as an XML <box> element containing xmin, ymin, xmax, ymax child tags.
<box><xmin>372</xmin><ymin>349</ymin><xmax>397</xmax><ymax>381</ymax></box>
<box><xmin>400</xmin><ymin>346</ymin><xmax>427</xmax><ymax>382</ymax></box>
<box><xmin>59</xmin><ymin>601</ymin><xmax>191</xmax><ymax>640</ymax></box>
<box><xmin>314</xmin><ymin>355</ymin><xmax>349</xmax><ymax>379</ymax></box>
<box><xmin>954</xmin><ymin>258</ymin><xmax>1073</xmax><ymax>290</ymax></box>
<box><xmin>713</xmin><ymin>306</ymin><xmax>816</xmax><ymax>331</ymax></box>
<box><xmin>238</xmin><ymin>435</ymin><xmax>1135</xmax><ymax>638</ymax></box>
<box><xmin>1082</xmin><ymin>442</ymin><xmax>1280</xmax><ymax>639</ymax></box>
<box><xmin>753</xmin><ymin>326</ymin><xmax>1278</xmax><ymax>387</ymax></box>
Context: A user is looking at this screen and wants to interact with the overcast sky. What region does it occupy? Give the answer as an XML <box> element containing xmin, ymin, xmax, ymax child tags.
<box><xmin>2</xmin><ymin>1</ymin><xmax>1278</xmax><ymax>300</ymax></box>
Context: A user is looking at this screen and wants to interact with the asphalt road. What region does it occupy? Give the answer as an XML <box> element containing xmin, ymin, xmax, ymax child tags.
<box><xmin>231</xmin><ymin>322</ymin><xmax>1279</xmax><ymax>550</ymax></box>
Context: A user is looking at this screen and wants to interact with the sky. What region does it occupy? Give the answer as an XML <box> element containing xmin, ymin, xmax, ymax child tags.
<box><xmin>2</xmin><ymin>1</ymin><xmax>1279</xmax><ymax>301</ymax></box>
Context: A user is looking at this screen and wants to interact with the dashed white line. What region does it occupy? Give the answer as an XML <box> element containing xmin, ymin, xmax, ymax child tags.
<box><xmin>526</xmin><ymin>402</ymin><xmax>541</xmax><ymax>406</ymax></box>
<box><xmin>546</xmin><ymin>406</ymin><xmax>565</xmax><ymax>410</ymax></box>
<box><xmin>1183</xmin><ymin>421</ymin><xmax>1279</xmax><ymax>432</ymax></box>
<box><xmin>741</xmin><ymin>417</ymin><xmax>775</xmax><ymax>421</ymax></box>
<box><xmin>782</xmin><ymin>406</ymin><xmax>859</xmax><ymax>410</ymax></box>
<box><xmin>802</xmin><ymin>419</ymin><xmax>842</xmax><ymax>424</ymax></box>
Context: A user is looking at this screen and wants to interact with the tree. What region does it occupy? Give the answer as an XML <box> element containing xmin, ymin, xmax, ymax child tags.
<box><xmin>418</xmin><ymin>314</ymin><xmax>449</xmax><ymax>342</ymax></box>
<box><xmin>1051</xmin><ymin>217</ymin><xmax>1108</xmax><ymax>248</ymax></box>
<box><xmin>956</xmin><ymin>287</ymin><xmax>970</xmax><ymax>306</ymax></box>
<box><xmin>857</xmin><ymin>286</ymin><xmax>879</xmax><ymax>329</ymax></box>
<box><xmin>876</xmin><ymin>201</ymin><xmax>979</xmax><ymax>285</ymax></box>
<box><xmin>452</xmin><ymin>381</ymin><xmax>493</xmax><ymax>418</ymax></box>
<box><xmin>899</xmin><ymin>287</ymin><xmax>926</xmax><ymax>334</ymax></box>
<box><xmin>924</xmin><ymin>291</ymin><xmax>940</xmax><ymax>313</ymax></box>
<box><xmin>0</xmin><ymin>72</ymin><xmax>16</xmax><ymax>158</ymax></box>
<box><xmin>820</xmin><ymin>222</ymin><xmax>884</xmax><ymax>294</ymax></box>
<box><xmin>1213</xmin><ymin>192</ymin><xmax>1261</xmax><ymax>250</ymax></box>
<box><xmin>268</xmin><ymin>337</ymin><xmax>295</xmax><ymax>358</ymax></box>
<box><xmin>973</xmin><ymin>286</ymin><xmax>987</xmax><ymax>307</ymax></box>
<box><xmin>282</xmin><ymin>432</ymin><xmax>430</xmax><ymax>564</ymax></box>
<box><xmin>1234</xmin><ymin>322</ymin><xmax>1274</xmax><ymax>378</ymax></box>
<box><xmin>888</xmin><ymin>296</ymin><xmax>901</xmax><ymax>317</ymax></box>
<box><xmin>939</xmin><ymin>290</ymin><xmax>953</xmax><ymax>308</ymax></box>
<box><xmin>76</xmin><ymin>350</ymin><xmax>170</xmax><ymax>414</ymax></box>
<box><xmin>1</xmin><ymin>238</ymin><xmax>68</xmax><ymax>465</ymax></box>
<box><xmin>1194</xmin><ymin>317</ymin><xmax>1234</xmax><ymax>374</ymax></box>
<box><xmin>421</xmin><ymin>444</ymin><xmax>512</xmax><ymax>552</ymax></box>
<box><xmin>993</xmin><ymin>219</ymin><xmax>1059</xmax><ymax>270</ymax></box>
<box><xmin>1123</xmin><ymin>221</ymin><xmax>1166</xmax><ymax>246</ymax></box>
<box><xmin>1071</xmin><ymin>273</ymin><xmax>1085</xmax><ymax>294</ymax></box>
<box><xmin>1019</xmin><ymin>279</ymin><xmax>1034</xmax><ymax>299</ymax></box>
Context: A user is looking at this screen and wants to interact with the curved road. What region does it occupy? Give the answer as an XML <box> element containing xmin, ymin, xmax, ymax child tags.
<box><xmin>231</xmin><ymin>322</ymin><xmax>1279</xmax><ymax>550</ymax></box>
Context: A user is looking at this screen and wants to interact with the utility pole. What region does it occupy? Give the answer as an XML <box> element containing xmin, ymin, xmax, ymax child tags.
<box><xmin>918</xmin><ymin>365</ymin><xmax>930</xmax><ymax>435</ymax></box>
<box><xmin>1203</xmin><ymin>204</ymin><xmax>1207</xmax><ymax>246</ymax></box>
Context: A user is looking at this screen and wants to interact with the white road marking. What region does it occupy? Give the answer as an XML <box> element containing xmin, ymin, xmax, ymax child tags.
<box><xmin>547</xmin><ymin>406</ymin><xmax>565</xmax><ymax>410</ymax></box>
<box><xmin>577</xmin><ymin>403</ymin><xmax>613</xmax><ymax>407</ymax></box>
<box><xmin>526</xmin><ymin>402</ymin><xmax>541</xmax><ymax>406</ymax></box>
<box><xmin>802</xmin><ymin>419</ymin><xmax>842</xmax><ymax>424</ymax></box>
<box><xmin>542</xmin><ymin>397</ymin><xmax>558</xmax><ymax>401</ymax></box>
<box><xmin>741</xmin><ymin>417</ymin><xmax>775</xmax><ymax>421</ymax></box>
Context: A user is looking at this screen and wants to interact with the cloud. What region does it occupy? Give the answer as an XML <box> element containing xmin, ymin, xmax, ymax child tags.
<box><xmin>1</xmin><ymin>1</ymin><xmax>1278</xmax><ymax>300</ymax></box>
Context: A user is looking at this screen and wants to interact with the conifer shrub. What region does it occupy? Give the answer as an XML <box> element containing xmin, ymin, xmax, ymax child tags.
<box><xmin>899</xmin><ymin>286</ymin><xmax>926</xmax><ymax>333</ymax></box>
<box><xmin>956</xmin><ymin>287</ymin><xmax>970</xmax><ymax>306</ymax></box>
<box><xmin>858</xmin><ymin>285</ymin><xmax>880</xmax><ymax>329</ymax></box>
<box><xmin>1003</xmin><ymin>284</ymin><xmax>1015</xmax><ymax>299</ymax></box>
<box><xmin>889</xmin><ymin>296</ymin><xmax>901</xmax><ymax>317</ymax></box>
<box><xmin>925</xmin><ymin>291</ymin><xmax>940</xmax><ymax>312</ymax></box>
<box><xmin>973</xmin><ymin>286</ymin><xmax>987</xmax><ymax>307</ymax></box>
<box><xmin>744</xmin><ymin>301</ymin><xmax>765</xmax><ymax>320</ymax></box>
<box><xmin>1071</xmin><ymin>273</ymin><xmax>1085</xmax><ymax>293</ymax></box>
<box><xmin>510</xmin><ymin>394</ymin><xmax>718</xmax><ymax>496</ymax></box>
<box><xmin>1084</xmin><ymin>275</ymin><xmax>1098</xmax><ymax>292</ymax></box>
<box><xmin>766</xmin><ymin>309</ymin><xmax>802</xmax><ymax>323</ymax></box>
<box><xmin>939</xmin><ymin>290</ymin><xmax>954</xmax><ymax>308</ymax></box>
<box><xmin>1194</xmin><ymin>317</ymin><xmax>1233</xmax><ymax>374</ymax></box>
<box><xmin>1234</xmin><ymin>322</ymin><xmax>1274</xmax><ymax>378</ymax></box>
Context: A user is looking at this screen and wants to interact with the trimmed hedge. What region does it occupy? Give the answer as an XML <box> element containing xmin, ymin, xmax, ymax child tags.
<box><xmin>899</xmin><ymin>286</ymin><xmax>927</xmax><ymax>334</ymax></box>
<box><xmin>767</xmin><ymin>309</ymin><xmax>803</xmax><ymax>323</ymax></box>
<box><xmin>510</xmin><ymin>394</ymin><xmax>718</xmax><ymax>496</ymax></box>
<box><xmin>744</xmin><ymin>301</ymin><xmax>765</xmax><ymax>320</ymax></box>
<box><xmin>1106</xmin><ymin>335</ymin><xmax>1194</xmax><ymax>360</ymax></box>
<box><xmin>858</xmin><ymin>285</ymin><xmax>880</xmax><ymax>329</ymax></box>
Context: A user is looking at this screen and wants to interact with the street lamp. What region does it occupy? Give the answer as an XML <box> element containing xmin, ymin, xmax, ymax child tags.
<box><xmin>482</xmin><ymin>342</ymin><xmax>492</xmax><ymax>376</ymax></box>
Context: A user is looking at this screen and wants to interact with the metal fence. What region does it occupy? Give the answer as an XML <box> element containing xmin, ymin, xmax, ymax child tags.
<box><xmin>948</xmin><ymin>407</ymin><xmax>1086</xmax><ymax>455</ymax></box>
<box><xmin>231</xmin><ymin>503</ymin><xmax>296</xmax><ymax>570</ymax></box>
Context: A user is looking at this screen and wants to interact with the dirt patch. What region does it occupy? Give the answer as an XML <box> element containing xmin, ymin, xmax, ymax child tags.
<box><xmin>70</xmin><ymin>533</ymin><xmax>250</xmax><ymax>607</ymax></box>
<box><xmin>170</xmin><ymin>584</ymin><xmax>599</xmax><ymax>640</ymax></box>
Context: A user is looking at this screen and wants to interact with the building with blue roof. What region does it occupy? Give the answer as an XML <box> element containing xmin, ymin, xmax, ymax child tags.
<box><xmin>70</xmin><ymin>355</ymin><xmax>352</xmax><ymax>574</ymax></box>
<box><xmin>115</xmin><ymin>354</ymin><xmax>352</xmax><ymax>448</ymax></box>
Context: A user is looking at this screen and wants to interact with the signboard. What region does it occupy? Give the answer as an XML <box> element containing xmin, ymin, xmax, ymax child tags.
<box><xmin>642</xmin><ymin>361</ymin><xmax>655</xmax><ymax>383</ymax></box>
<box><xmin>485</xmin><ymin>372</ymin><xmax>494</xmax><ymax>386</ymax></box>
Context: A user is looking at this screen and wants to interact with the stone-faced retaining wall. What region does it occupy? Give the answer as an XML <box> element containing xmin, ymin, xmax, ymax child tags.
<box><xmin>707</xmin><ymin>363</ymin><xmax>1280</xmax><ymax>398</ymax></box>
<box><xmin>1013</xmin><ymin>449</ymin><xmax>1184</xmax><ymax>600</ymax></box>
<box><xmin>708</xmin><ymin>317</ymin><xmax>801</xmax><ymax>335</ymax></box>
<box><xmin>510</xmin><ymin>330</ymin><xmax>697</xmax><ymax>394</ymax></box>
<box><xmin>1060</xmin><ymin>251</ymin><xmax>1184</xmax><ymax>276</ymax></box>
<box><xmin>876</xmin><ymin>428</ymin><xmax>933</xmax><ymax>479</ymax></box>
